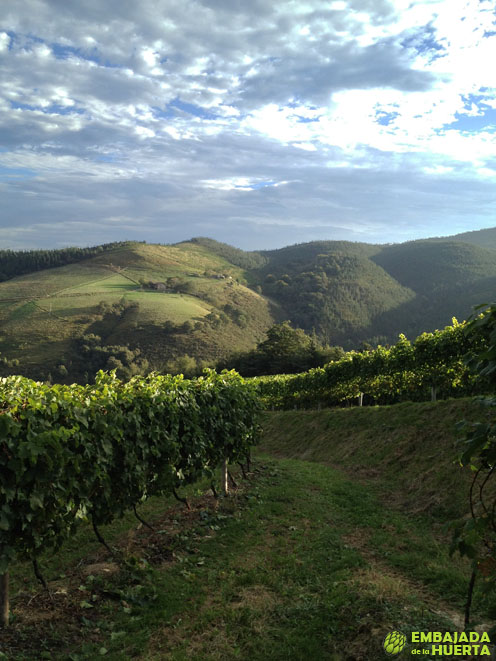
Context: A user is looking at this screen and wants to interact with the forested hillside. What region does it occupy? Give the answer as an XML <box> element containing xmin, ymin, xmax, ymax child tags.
<box><xmin>0</xmin><ymin>227</ymin><xmax>494</xmax><ymax>382</ymax></box>
<box><xmin>424</xmin><ymin>226</ymin><xmax>496</xmax><ymax>251</ymax></box>
<box><xmin>254</xmin><ymin>241</ymin><xmax>414</xmax><ymax>346</ymax></box>
<box><xmin>252</xmin><ymin>232</ymin><xmax>496</xmax><ymax>347</ymax></box>
<box><xmin>0</xmin><ymin>242</ymin><xmax>130</xmax><ymax>281</ymax></box>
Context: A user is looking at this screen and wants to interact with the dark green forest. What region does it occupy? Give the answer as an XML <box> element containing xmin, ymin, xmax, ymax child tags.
<box><xmin>0</xmin><ymin>241</ymin><xmax>136</xmax><ymax>282</ymax></box>
<box><xmin>217</xmin><ymin>321</ymin><xmax>345</xmax><ymax>376</ymax></box>
<box><xmin>188</xmin><ymin>237</ymin><xmax>268</xmax><ymax>270</ymax></box>
<box><xmin>250</xmin><ymin>231</ymin><xmax>496</xmax><ymax>348</ymax></box>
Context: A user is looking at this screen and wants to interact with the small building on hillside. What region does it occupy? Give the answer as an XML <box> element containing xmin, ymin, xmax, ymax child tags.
<box><xmin>150</xmin><ymin>282</ymin><xmax>168</xmax><ymax>291</ymax></box>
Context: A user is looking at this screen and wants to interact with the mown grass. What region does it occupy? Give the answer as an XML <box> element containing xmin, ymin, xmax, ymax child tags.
<box><xmin>2</xmin><ymin>450</ymin><xmax>493</xmax><ymax>660</ymax></box>
<box><xmin>35</xmin><ymin>290</ymin><xmax>211</xmax><ymax>326</ymax></box>
<box><xmin>0</xmin><ymin>242</ymin><xmax>276</xmax><ymax>376</ymax></box>
<box><xmin>259</xmin><ymin>398</ymin><xmax>494</xmax><ymax>520</ymax></box>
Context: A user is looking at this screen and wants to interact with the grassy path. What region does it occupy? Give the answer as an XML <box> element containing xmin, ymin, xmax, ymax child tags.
<box><xmin>2</xmin><ymin>455</ymin><xmax>490</xmax><ymax>660</ymax></box>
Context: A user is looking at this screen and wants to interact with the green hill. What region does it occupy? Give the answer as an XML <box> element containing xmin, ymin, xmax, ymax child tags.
<box><xmin>425</xmin><ymin>226</ymin><xmax>496</xmax><ymax>251</ymax></box>
<box><xmin>254</xmin><ymin>240</ymin><xmax>415</xmax><ymax>346</ymax></box>
<box><xmin>0</xmin><ymin>228</ymin><xmax>495</xmax><ymax>379</ymax></box>
<box><xmin>368</xmin><ymin>240</ymin><xmax>496</xmax><ymax>339</ymax></box>
<box><xmin>0</xmin><ymin>241</ymin><xmax>282</xmax><ymax>382</ymax></box>
<box><xmin>371</xmin><ymin>240</ymin><xmax>496</xmax><ymax>294</ymax></box>
<box><xmin>252</xmin><ymin>236</ymin><xmax>496</xmax><ymax>347</ymax></box>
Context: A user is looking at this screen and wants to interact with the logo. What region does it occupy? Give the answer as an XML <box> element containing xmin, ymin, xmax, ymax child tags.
<box><xmin>382</xmin><ymin>630</ymin><xmax>492</xmax><ymax>656</ymax></box>
<box><xmin>383</xmin><ymin>631</ymin><xmax>407</xmax><ymax>656</ymax></box>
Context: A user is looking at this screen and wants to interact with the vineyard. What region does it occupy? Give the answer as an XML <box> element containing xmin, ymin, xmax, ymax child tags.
<box><xmin>0</xmin><ymin>305</ymin><xmax>495</xmax><ymax>656</ymax></box>
<box><xmin>0</xmin><ymin>369</ymin><xmax>261</xmax><ymax>627</ymax></box>
<box><xmin>253</xmin><ymin>318</ymin><xmax>491</xmax><ymax>410</ymax></box>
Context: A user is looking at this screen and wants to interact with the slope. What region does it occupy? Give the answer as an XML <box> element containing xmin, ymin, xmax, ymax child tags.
<box><xmin>1</xmin><ymin>231</ymin><xmax>495</xmax><ymax>378</ymax></box>
<box><xmin>253</xmin><ymin>241</ymin><xmax>416</xmax><ymax>346</ymax></box>
<box><xmin>4</xmin><ymin>400</ymin><xmax>495</xmax><ymax>660</ymax></box>
<box><xmin>258</xmin><ymin>398</ymin><xmax>494</xmax><ymax>520</ymax></box>
<box><xmin>0</xmin><ymin>241</ymin><xmax>282</xmax><ymax>381</ymax></box>
<box><xmin>370</xmin><ymin>241</ymin><xmax>496</xmax><ymax>338</ymax></box>
<box><xmin>371</xmin><ymin>240</ymin><xmax>496</xmax><ymax>294</ymax></box>
<box><xmin>426</xmin><ymin>226</ymin><xmax>496</xmax><ymax>251</ymax></box>
<box><xmin>252</xmin><ymin>238</ymin><xmax>496</xmax><ymax>346</ymax></box>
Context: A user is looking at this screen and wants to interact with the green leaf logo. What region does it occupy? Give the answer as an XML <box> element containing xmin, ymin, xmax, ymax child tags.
<box><xmin>383</xmin><ymin>631</ymin><xmax>407</xmax><ymax>656</ymax></box>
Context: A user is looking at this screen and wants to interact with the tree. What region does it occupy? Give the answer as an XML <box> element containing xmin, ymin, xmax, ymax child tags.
<box><xmin>181</xmin><ymin>320</ymin><xmax>195</xmax><ymax>333</ymax></box>
<box><xmin>217</xmin><ymin>322</ymin><xmax>344</xmax><ymax>376</ymax></box>
<box><xmin>258</xmin><ymin>321</ymin><xmax>312</xmax><ymax>368</ymax></box>
<box><xmin>57</xmin><ymin>364</ymin><xmax>68</xmax><ymax>377</ymax></box>
<box><xmin>165</xmin><ymin>354</ymin><xmax>198</xmax><ymax>378</ymax></box>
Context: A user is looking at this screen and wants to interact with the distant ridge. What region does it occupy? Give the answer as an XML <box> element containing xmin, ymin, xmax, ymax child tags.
<box><xmin>0</xmin><ymin>226</ymin><xmax>494</xmax><ymax>382</ymax></box>
<box><xmin>423</xmin><ymin>226</ymin><xmax>496</xmax><ymax>250</ymax></box>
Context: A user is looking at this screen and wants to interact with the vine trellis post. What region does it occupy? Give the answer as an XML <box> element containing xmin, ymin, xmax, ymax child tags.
<box><xmin>0</xmin><ymin>572</ymin><xmax>9</xmax><ymax>627</ymax></box>
<box><xmin>222</xmin><ymin>458</ymin><xmax>229</xmax><ymax>496</ymax></box>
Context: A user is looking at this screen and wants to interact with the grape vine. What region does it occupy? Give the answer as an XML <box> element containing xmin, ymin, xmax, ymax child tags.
<box><xmin>0</xmin><ymin>368</ymin><xmax>261</xmax><ymax>626</ymax></box>
<box><xmin>254</xmin><ymin>319</ymin><xmax>490</xmax><ymax>410</ymax></box>
<box><xmin>449</xmin><ymin>304</ymin><xmax>496</xmax><ymax>627</ymax></box>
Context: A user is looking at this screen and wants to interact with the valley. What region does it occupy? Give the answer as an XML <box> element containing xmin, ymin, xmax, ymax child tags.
<box><xmin>0</xmin><ymin>227</ymin><xmax>495</xmax><ymax>383</ymax></box>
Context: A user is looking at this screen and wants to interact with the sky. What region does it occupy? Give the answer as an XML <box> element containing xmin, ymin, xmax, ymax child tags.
<box><xmin>1</xmin><ymin>0</ymin><xmax>496</xmax><ymax>251</ymax></box>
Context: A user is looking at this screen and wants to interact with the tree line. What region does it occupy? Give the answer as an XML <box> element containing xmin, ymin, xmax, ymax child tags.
<box><xmin>0</xmin><ymin>242</ymin><xmax>134</xmax><ymax>282</ymax></box>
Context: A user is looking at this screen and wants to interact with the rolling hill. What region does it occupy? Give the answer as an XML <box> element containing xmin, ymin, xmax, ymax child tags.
<box><xmin>0</xmin><ymin>241</ymin><xmax>283</xmax><ymax>382</ymax></box>
<box><xmin>424</xmin><ymin>225</ymin><xmax>496</xmax><ymax>251</ymax></box>
<box><xmin>252</xmin><ymin>229</ymin><xmax>496</xmax><ymax>346</ymax></box>
<box><xmin>0</xmin><ymin>227</ymin><xmax>495</xmax><ymax>381</ymax></box>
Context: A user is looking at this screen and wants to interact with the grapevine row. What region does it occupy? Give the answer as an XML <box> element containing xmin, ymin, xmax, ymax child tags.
<box><xmin>253</xmin><ymin>319</ymin><xmax>490</xmax><ymax>409</ymax></box>
<box><xmin>0</xmin><ymin>368</ymin><xmax>261</xmax><ymax>616</ymax></box>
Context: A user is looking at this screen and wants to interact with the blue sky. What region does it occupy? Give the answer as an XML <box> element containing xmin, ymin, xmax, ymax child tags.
<box><xmin>1</xmin><ymin>0</ymin><xmax>496</xmax><ymax>250</ymax></box>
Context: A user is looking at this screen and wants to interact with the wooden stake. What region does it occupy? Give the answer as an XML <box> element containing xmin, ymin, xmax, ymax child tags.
<box><xmin>222</xmin><ymin>458</ymin><xmax>229</xmax><ymax>496</ymax></box>
<box><xmin>0</xmin><ymin>572</ymin><xmax>9</xmax><ymax>627</ymax></box>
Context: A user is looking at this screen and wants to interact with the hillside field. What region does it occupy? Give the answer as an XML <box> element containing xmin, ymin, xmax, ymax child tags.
<box><xmin>0</xmin><ymin>242</ymin><xmax>280</xmax><ymax>380</ymax></box>
<box><xmin>0</xmin><ymin>227</ymin><xmax>495</xmax><ymax>381</ymax></box>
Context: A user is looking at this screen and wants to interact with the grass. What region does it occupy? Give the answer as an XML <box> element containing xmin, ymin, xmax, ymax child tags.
<box><xmin>124</xmin><ymin>292</ymin><xmax>211</xmax><ymax>324</ymax></box>
<box><xmin>2</xmin><ymin>445</ymin><xmax>493</xmax><ymax>660</ymax></box>
<box><xmin>34</xmin><ymin>290</ymin><xmax>211</xmax><ymax>326</ymax></box>
<box><xmin>0</xmin><ymin>263</ymin><xmax>111</xmax><ymax>304</ymax></box>
<box><xmin>5</xmin><ymin>301</ymin><xmax>37</xmax><ymax>323</ymax></box>
<box><xmin>258</xmin><ymin>398</ymin><xmax>494</xmax><ymax>520</ymax></box>
<box><xmin>0</xmin><ymin>242</ymin><xmax>277</xmax><ymax>377</ymax></box>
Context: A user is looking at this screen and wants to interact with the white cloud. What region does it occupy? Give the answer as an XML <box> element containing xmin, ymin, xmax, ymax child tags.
<box><xmin>202</xmin><ymin>177</ymin><xmax>253</xmax><ymax>191</ymax></box>
<box><xmin>0</xmin><ymin>0</ymin><xmax>496</xmax><ymax>249</ymax></box>
<box><xmin>134</xmin><ymin>125</ymin><xmax>155</xmax><ymax>138</ymax></box>
<box><xmin>0</xmin><ymin>31</ymin><xmax>10</xmax><ymax>52</ymax></box>
<box><xmin>423</xmin><ymin>165</ymin><xmax>454</xmax><ymax>175</ymax></box>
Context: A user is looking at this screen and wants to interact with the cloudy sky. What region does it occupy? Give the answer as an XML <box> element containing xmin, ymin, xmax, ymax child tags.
<box><xmin>1</xmin><ymin>0</ymin><xmax>496</xmax><ymax>250</ymax></box>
